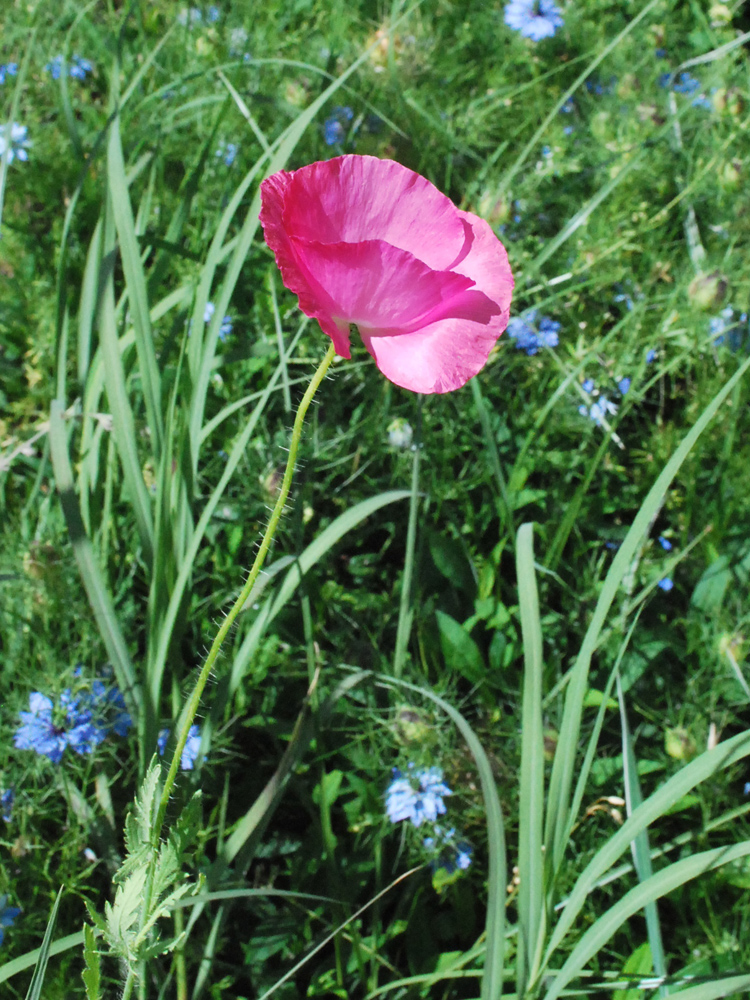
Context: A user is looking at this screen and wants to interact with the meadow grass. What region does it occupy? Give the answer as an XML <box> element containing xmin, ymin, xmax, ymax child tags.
<box><xmin>1</xmin><ymin>0</ymin><xmax>750</xmax><ymax>997</ymax></box>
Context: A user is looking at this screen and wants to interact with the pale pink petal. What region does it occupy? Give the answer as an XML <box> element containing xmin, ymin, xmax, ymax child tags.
<box><xmin>290</xmin><ymin>238</ymin><xmax>475</xmax><ymax>333</ymax></box>
<box><xmin>275</xmin><ymin>156</ymin><xmax>467</xmax><ymax>270</ymax></box>
<box><xmin>359</xmin><ymin>215</ymin><xmax>514</xmax><ymax>393</ymax></box>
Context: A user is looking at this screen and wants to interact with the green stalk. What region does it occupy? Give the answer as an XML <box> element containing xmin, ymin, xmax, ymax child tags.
<box><xmin>135</xmin><ymin>344</ymin><xmax>335</xmax><ymax>976</ymax></box>
<box><xmin>393</xmin><ymin>396</ymin><xmax>422</xmax><ymax>677</ymax></box>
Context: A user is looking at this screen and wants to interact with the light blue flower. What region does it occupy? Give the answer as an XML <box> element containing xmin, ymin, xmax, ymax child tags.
<box><xmin>0</xmin><ymin>63</ymin><xmax>18</xmax><ymax>85</ymax></box>
<box><xmin>45</xmin><ymin>55</ymin><xmax>63</xmax><ymax>78</ymax></box>
<box><xmin>207</xmin><ymin>5</ymin><xmax>220</xmax><ymax>22</ymax></box>
<box><xmin>0</xmin><ymin>122</ymin><xmax>31</xmax><ymax>164</ymax></box>
<box><xmin>455</xmin><ymin>843</ymin><xmax>473</xmax><ymax>870</ymax></box>
<box><xmin>560</xmin><ymin>97</ymin><xmax>574</xmax><ymax>113</ymax></box>
<box><xmin>579</xmin><ymin>396</ymin><xmax>617</xmax><ymax>427</ymax></box>
<box><xmin>646</xmin><ymin>348</ymin><xmax>657</xmax><ymax>363</ymax></box>
<box><xmin>582</xmin><ymin>378</ymin><xmax>595</xmax><ymax>393</ymax></box>
<box><xmin>504</xmin><ymin>0</ymin><xmax>563</xmax><ymax>40</ymax></box>
<box><xmin>657</xmin><ymin>577</ymin><xmax>674</xmax><ymax>592</ymax></box>
<box><xmin>216</xmin><ymin>141</ymin><xmax>238</xmax><ymax>166</ymax></box>
<box><xmin>658</xmin><ymin>535</ymin><xmax>672</xmax><ymax>551</ymax></box>
<box><xmin>385</xmin><ymin>765</ymin><xmax>452</xmax><ymax>827</ymax></box>
<box><xmin>204</xmin><ymin>302</ymin><xmax>215</xmax><ymax>323</ymax></box>
<box><xmin>69</xmin><ymin>55</ymin><xmax>93</xmax><ymax>80</ymax></box>
<box><xmin>0</xmin><ymin>896</ymin><xmax>21</xmax><ymax>946</ymax></box>
<box><xmin>617</xmin><ymin>377</ymin><xmax>631</xmax><ymax>395</ymax></box>
<box><xmin>219</xmin><ymin>315</ymin><xmax>233</xmax><ymax>341</ymax></box>
<box><xmin>508</xmin><ymin>310</ymin><xmax>560</xmax><ymax>355</ymax></box>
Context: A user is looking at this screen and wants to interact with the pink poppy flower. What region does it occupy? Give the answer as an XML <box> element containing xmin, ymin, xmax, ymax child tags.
<box><xmin>260</xmin><ymin>155</ymin><xmax>514</xmax><ymax>393</ymax></box>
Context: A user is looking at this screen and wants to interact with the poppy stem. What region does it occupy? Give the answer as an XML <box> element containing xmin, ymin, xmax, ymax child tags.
<box><xmin>149</xmin><ymin>341</ymin><xmax>336</xmax><ymax>861</ymax></box>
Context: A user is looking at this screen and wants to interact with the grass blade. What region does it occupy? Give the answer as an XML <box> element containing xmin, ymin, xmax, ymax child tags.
<box><xmin>49</xmin><ymin>401</ymin><xmax>141</xmax><ymax>719</ymax></box>
<box><xmin>617</xmin><ymin>675</ymin><xmax>668</xmax><ymax>996</ymax></box>
<box><xmin>24</xmin><ymin>887</ymin><xmax>63</xmax><ymax>1000</ymax></box>
<box><xmin>516</xmin><ymin>523</ymin><xmax>545</xmax><ymax>996</ymax></box>
<box><xmin>107</xmin><ymin>114</ymin><xmax>163</xmax><ymax>456</ymax></box>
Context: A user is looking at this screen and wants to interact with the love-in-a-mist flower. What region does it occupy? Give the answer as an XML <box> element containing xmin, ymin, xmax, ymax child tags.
<box><xmin>260</xmin><ymin>155</ymin><xmax>513</xmax><ymax>393</ymax></box>
<box><xmin>385</xmin><ymin>765</ymin><xmax>452</xmax><ymax>827</ymax></box>
<box><xmin>0</xmin><ymin>896</ymin><xmax>21</xmax><ymax>946</ymax></box>
<box><xmin>504</xmin><ymin>0</ymin><xmax>563</xmax><ymax>40</ymax></box>
<box><xmin>14</xmin><ymin>691</ymin><xmax>107</xmax><ymax>763</ymax></box>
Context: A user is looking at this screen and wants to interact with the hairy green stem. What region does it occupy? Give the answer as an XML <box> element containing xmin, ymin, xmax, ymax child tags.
<box><xmin>155</xmin><ymin>342</ymin><xmax>335</xmax><ymax>832</ymax></box>
<box><xmin>134</xmin><ymin>343</ymin><xmax>335</xmax><ymax>976</ymax></box>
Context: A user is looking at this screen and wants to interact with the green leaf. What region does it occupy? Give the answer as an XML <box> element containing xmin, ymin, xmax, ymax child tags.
<box><xmin>81</xmin><ymin>923</ymin><xmax>101</xmax><ymax>1000</ymax></box>
<box><xmin>436</xmin><ymin>610</ymin><xmax>485</xmax><ymax>685</ymax></box>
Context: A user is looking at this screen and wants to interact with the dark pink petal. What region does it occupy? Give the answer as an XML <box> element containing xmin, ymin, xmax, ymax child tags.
<box><xmin>275</xmin><ymin>156</ymin><xmax>467</xmax><ymax>270</ymax></box>
<box><xmin>290</xmin><ymin>238</ymin><xmax>475</xmax><ymax>333</ymax></box>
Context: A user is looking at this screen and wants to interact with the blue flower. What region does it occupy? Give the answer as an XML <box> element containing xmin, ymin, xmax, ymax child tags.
<box><xmin>89</xmin><ymin>679</ymin><xmax>132</xmax><ymax>737</ymax></box>
<box><xmin>323</xmin><ymin>106</ymin><xmax>353</xmax><ymax>147</ymax></box>
<box><xmin>177</xmin><ymin>7</ymin><xmax>203</xmax><ymax>26</ymax></box>
<box><xmin>709</xmin><ymin>307</ymin><xmax>749</xmax><ymax>352</ymax></box>
<box><xmin>646</xmin><ymin>348</ymin><xmax>657</xmax><ymax>363</ymax></box>
<box><xmin>614</xmin><ymin>291</ymin><xmax>634</xmax><ymax>310</ymax></box>
<box><xmin>0</xmin><ymin>122</ymin><xmax>31</xmax><ymax>164</ymax></box>
<box><xmin>14</xmin><ymin>691</ymin><xmax>106</xmax><ymax>764</ymax></box>
<box><xmin>560</xmin><ymin>97</ymin><xmax>575</xmax><ymax>113</ymax></box>
<box><xmin>674</xmin><ymin>72</ymin><xmax>700</xmax><ymax>95</ymax></box>
<box><xmin>69</xmin><ymin>55</ymin><xmax>93</xmax><ymax>80</ymax></box>
<box><xmin>1</xmin><ymin>788</ymin><xmax>13</xmax><ymax>823</ymax></box>
<box><xmin>45</xmin><ymin>55</ymin><xmax>63</xmax><ymax>79</ymax></box>
<box><xmin>658</xmin><ymin>535</ymin><xmax>672</xmax><ymax>551</ymax></box>
<box><xmin>385</xmin><ymin>765</ymin><xmax>452</xmax><ymax>827</ymax></box>
<box><xmin>455</xmin><ymin>842</ymin><xmax>473</xmax><ymax>870</ymax></box>
<box><xmin>207</xmin><ymin>4</ymin><xmax>220</xmax><ymax>21</ymax></box>
<box><xmin>157</xmin><ymin>725</ymin><xmax>203</xmax><ymax>770</ymax></box>
<box><xmin>216</xmin><ymin>141</ymin><xmax>238</xmax><ymax>166</ymax></box>
<box><xmin>204</xmin><ymin>302</ymin><xmax>215</xmax><ymax>323</ymax></box>
<box><xmin>508</xmin><ymin>310</ymin><xmax>560</xmax><ymax>355</ymax></box>
<box><xmin>219</xmin><ymin>315</ymin><xmax>233</xmax><ymax>341</ymax></box>
<box><xmin>655</xmin><ymin>48</ymin><xmax>667</xmax><ymax>58</ymax></box>
<box><xmin>0</xmin><ymin>896</ymin><xmax>21</xmax><ymax>946</ymax></box>
<box><xmin>504</xmin><ymin>0</ymin><xmax>563</xmax><ymax>40</ymax></box>
<box><xmin>617</xmin><ymin>377</ymin><xmax>631</xmax><ymax>394</ymax></box>
<box><xmin>579</xmin><ymin>396</ymin><xmax>617</xmax><ymax>427</ymax></box>
<box><xmin>744</xmin><ymin>781</ymin><xmax>750</xmax><ymax>796</ymax></box>
<box><xmin>563</xmin><ymin>125</ymin><xmax>574</xmax><ymax>135</ymax></box>
<box><xmin>0</xmin><ymin>63</ymin><xmax>18</xmax><ymax>85</ymax></box>
<box><xmin>657</xmin><ymin>577</ymin><xmax>674</xmax><ymax>592</ymax></box>
<box><xmin>582</xmin><ymin>378</ymin><xmax>595</xmax><ymax>393</ymax></box>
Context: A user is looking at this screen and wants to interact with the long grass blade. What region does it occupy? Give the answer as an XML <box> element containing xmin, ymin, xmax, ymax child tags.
<box><xmin>49</xmin><ymin>401</ymin><xmax>141</xmax><ymax>718</ymax></box>
<box><xmin>617</xmin><ymin>675</ymin><xmax>668</xmax><ymax>996</ymax></box>
<box><xmin>107</xmin><ymin>114</ymin><xmax>163</xmax><ymax>456</ymax></box>
<box><xmin>24</xmin><ymin>887</ymin><xmax>63</xmax><ymax>1000</ymax></box>
<box><xmin>516</xmin><ymin>523</ymin><xmax>545</xmax><ymax>996</ymax></box>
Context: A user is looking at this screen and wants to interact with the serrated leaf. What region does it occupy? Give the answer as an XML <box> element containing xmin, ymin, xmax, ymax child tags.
<box><xmin>81</xmin><ymin>924</ymin><xmax>101</xmax><ymax>1000</ymax></box>
<box><xmin>106</xmin><ymin>867</ymin><xmax>147</xmax><ymax>960</ymax></box>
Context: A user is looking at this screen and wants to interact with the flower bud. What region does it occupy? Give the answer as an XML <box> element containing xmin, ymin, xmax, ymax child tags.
<box><xmin>688</xmin><ymin>270</ymin><xmax>728</xmax><ymax>311</ymax></box>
